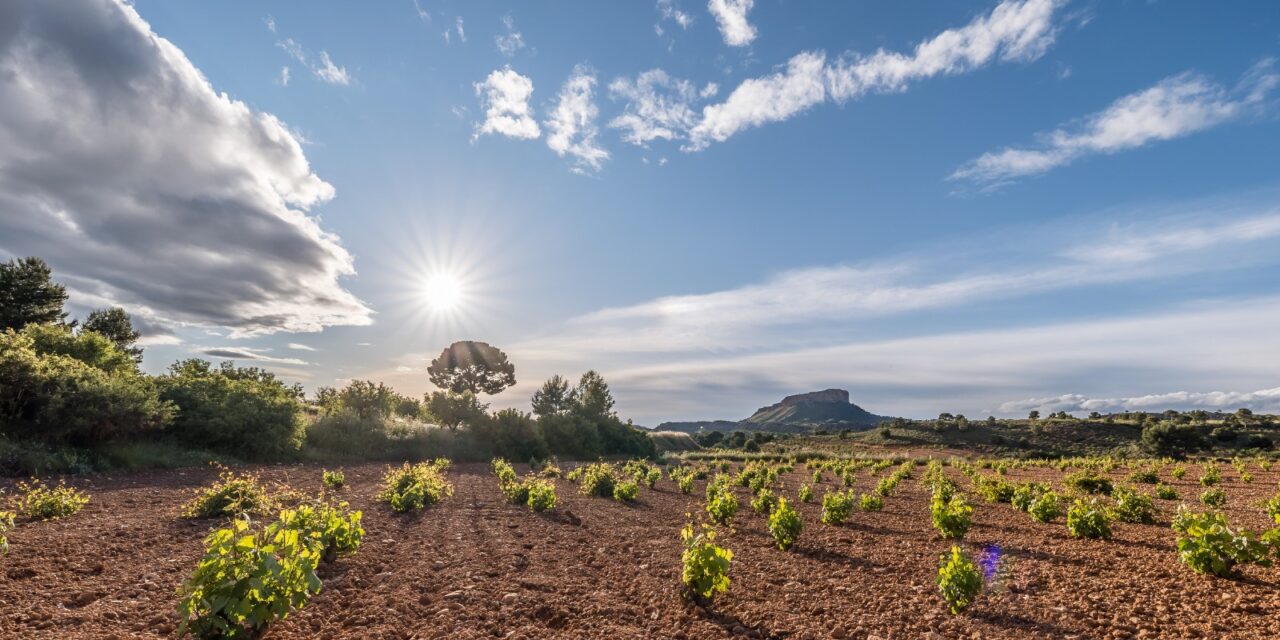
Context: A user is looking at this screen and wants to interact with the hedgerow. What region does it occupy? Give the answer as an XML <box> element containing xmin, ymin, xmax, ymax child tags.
<box><xmin>378</xmin><ymin>460</ymin><xmax>453</xmax><ymax>513</ymax></box>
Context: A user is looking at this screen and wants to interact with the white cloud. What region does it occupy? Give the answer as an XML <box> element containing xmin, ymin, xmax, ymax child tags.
<box><xmin>657</xmin><ymin>0</ymin><xmax>694</xmax><ymax>30</ymax></box>
<box><xmin>0</xmin><ymin>0</ymin><xmax>372</xmax><ymax>336</ymax></box>
<box><xmin>287</xmin><ymin>343</ymin><xmax>318</xmax><ymax>351</ymax></box>
<box><xmin>277</xmin><ymin>38</ymin><xmax>306</xmax><ymax>63</ymax></box>
<box><xmin>264</xmin><ymin>15</ymin><xmax>276</xmax><ymax>33</ymax></box>
<box><xmin>687</xmin><ymin>0</ymin><xmax>1065</xmax><ymax>150</ymax></box>
<box><xmin>707</xmin><ymin>0</ymin><xmax>756</xmax><ymax>47</ymax></box>
<box><xmin>495</xmin><ymin>14</ymin><xmax>526</xmax><ymax>57</ymax></box>
<box><xmin>413</xmin><ymin>0</ymin><xmax>430</xmax><ymax>22</ymax></box>
<box><xmin>545</xmin><ymin>67</ymin><xmax>609</xmax><ymax>172</ymax></box>
<box><xmin>278</xmin><ymin>66</ymin><xmax>290</xmax><ymax>86</ymax></box>
<box><xmin>608</xmin><ymin>69</ymin><xmax>705</xmax><ymax>146</ymax></box>
<box><xmin>197</xmin><ymin>346</ymin><xmax>309</xmax><ymax>366</ymax></box>
<box><xmin>314</xmin><ymin>51</ymin><xmax>351</xmax><ymax>86</ymax></box>
<box><xmin>473</xmin><ymin>67</ymin><xmax>541</xmax><ymax>140</ymax></box>
<box><xmin>998</xmin><ymin>388</ymin><xmax>1280</xmax><ymax>416</ymax></box>
<box><xmin>952</xmin><ymin>59</ymin><xmax>1279</xmax><ymax>186</ymax></box>
<box><xmin>455</xmin><ymin>17</ymin><xmax>466</xmax><ymax>43</ymax></box>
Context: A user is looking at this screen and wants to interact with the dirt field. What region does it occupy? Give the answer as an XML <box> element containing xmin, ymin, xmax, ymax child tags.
<box><xmin>1</xmin><ymin>461</ymin><xmax>1278</xmax><ymax>639</ymax></box>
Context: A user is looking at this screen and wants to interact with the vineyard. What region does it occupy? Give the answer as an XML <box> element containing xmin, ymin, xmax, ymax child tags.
<box><xmin>2</xmin><ymin>456</ymin><xmax>1279</xmax><ymax>639</ymax></box>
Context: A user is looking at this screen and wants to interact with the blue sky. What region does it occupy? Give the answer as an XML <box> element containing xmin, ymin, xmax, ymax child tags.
<box><xmin>2</xmin><ymin>0</ymin><xmax>1279</xmax><ymax>423</ymax></box>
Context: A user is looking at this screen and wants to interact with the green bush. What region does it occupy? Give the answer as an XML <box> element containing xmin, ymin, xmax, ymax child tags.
<box><xmin>322</xmin><ymin>470</ymin><xmax>345</xmax><ymax>490</ymax></box>
<box><xmin>1264</xmin><ymin>494</ymin><xmax>1280</xmax><ymax>521</ymax></box>
<box><xmin>859</xmin><ymin>493</ymin><xmax>884</xmax><ymax>512</ymax></box>
<box><xmin>579</xmin><ymin>463</ymin><xmax>618</xmax><ymax>498</ymax></box>
<box><xmin>1111</xmin><ymin>486</ymin><xmax>1156</xmax><ymax>524</ymax></box>
<box><xmin>7</xmin><ymin>478</ymin><xmax>89</xmax><ymax>520</ymax></box>
<box><xmin>378</xmin><ymin>461</ymin><xmax>453</xmax><ymax>512</ymax></box>
<box><xmin>931</xmin><ymin>492</ymin><xmax>973</xmax><ymax>539</ymax></box>
<box><xmin>272</xmin><ymin>501</ymin><xmax>364</xmax><ymax>560</ymax></box>
<box><xmin>974</xmin><ymin>476</ymin><xmax>1015</xmax><ymax>503</ymax></box>
<box><xmin>1028</xmin><ymin>491</ymin><xmax>1062</xmax><ymax>523</ymax></box>
<box><xmin>1155</xmin><ymin>484</ymin><xmax>1178</xmax><ymax>500</ymax></box>
<box><xmin>1011</xmin><ymin>482</ymin><xmax>1049</xmax><ymax>512</ymax></box>
<box><xmin>1174</xmin><ymin>510</ymin><xmax>1272</xmax><ymax>576</ymax></box>
<box><xmin>767</xmin><ymin>498</ymin><xmax>802</xmax><ymax>550</ymax></box>
<box><xmin>526</xmin><ymin>479</ymin><xmax>557</xmax><ymax>512</ymax></box>
<box><xmin>797</xmin><ymin>483</ymin><xmax>813</xmax><ymax>503</ymax></box>
<box><xmin>182</xmin><ymin>469</ymin><xmax>274</xmax><ymax>519</ymax></box>
<box><xmin>1199</xmin><ymin>463</ymin><xmax>1221</xmax><ymax>487</ymax></box>
<box><xmin>159</xmin><ymin>360</ymin><xmax>305</xmax><ymax>459</ymax></box>
<box><xmin>821</xmin><ymin>490</ymin><xmax>854</xmax><ymax>525</ymax></box>
<box><xmin>680</xmin><ymin>523</ymin><xmax>732</xmax><ymax>601</ymax></box>
<box><xmin>613</xmin><ymin>480</ymin><xmax>639</xmax><ymax>502</ymax></box>
<box><xmin>676</xmin><ymin>472</ymin><xmax>694</xmax><ymax>495</ymax></box>
<box><xmin>751</xmin><ymin>488</ymin><xmax>778</xmax><ymax>515</ymax></box>
<box><xmin>176</xmin><ymin>518</ymin><xmax>322</xmax><ymax>638</ymax></box>
<box><xmin>937</xmin><ymin>546</ymin><xmax>982</xmax><ymax>615</ymax></box>
<box><xmin>706</xmin><ymin>486</ymin><xmax>739</xmax><ymax>525</ymax></box>
<box><xmin>1199</xmin><ymin>487</ymin><xmax>1226</xmax><ymax>508</ymax></box>
<box><xmin>1125</xmin><ymin>467</ymin><xmax>1159</xmax><ymax>484</ymax></box>
<box><xmin>1066</xmin><ymin>498</ymin><xmax>1112</xmax><ymax>539</ymax></box>
<box><xmin>0</xmin><ymin>326</ymin><xmax>173</xmax><ymax>447</ymax></box>
<box><xmin>1064</xmin><ymin>471</ymin><xmax>1113</xmax><ymax>496</ymax></box>
<box><xmin>0</xmin><ymin>510</ymin><xmax>12</xmax><ymax>554</ymax></box>
<box><xmin>1170</xmin><ymin>464</ymin><xmax>1187</xmax><ymax>479</ymax></box>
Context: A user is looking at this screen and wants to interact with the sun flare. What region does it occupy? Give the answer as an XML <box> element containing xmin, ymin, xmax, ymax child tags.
<box><xmin>422</xmin><ymin>272</ymin><xmax>465</xmax><ymax>312</ymax></box>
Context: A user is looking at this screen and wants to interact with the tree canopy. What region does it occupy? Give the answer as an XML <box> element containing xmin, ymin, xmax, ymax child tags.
<box><xmin>427</xmin><ymin>340</ymin><xmax>516</xmax><ymax>395</ymax></box>
<box><xmin>82</xmin><ymin>307</ymin><xmax>143</xmax><ymax>363</ymax></box>
<box><xmin>0</xmin><ymin>257</ymin><xmax>68</xmax><ymax>331</ymax></box>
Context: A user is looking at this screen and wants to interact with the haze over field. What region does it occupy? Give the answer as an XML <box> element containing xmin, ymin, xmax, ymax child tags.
<box><xmin>2</xmin><ymin>0</ymin><xmax>1279</xmax><ymax>423</ymax></box>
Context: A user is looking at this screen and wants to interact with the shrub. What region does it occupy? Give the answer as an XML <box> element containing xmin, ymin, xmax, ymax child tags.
<box><xmin>644</xmin><ymin>468</ymin><xmax>661</xmax><ymax>488</ymax></box>
<box><xmin>812</xmin><ymin>470</ymin><xmax>823</xmax><ymax>484</ymax></box>
<box><xmin>0</xmin><ymin>510</ymin><xmax>13</xmax><ymax>554</ymax></box>
<box><xmin>706</xmin><ymin>487</ymin><xmax>739</xmax><ymax>525</ymax></box>
<box><xmin>526</xmin><ymin>479</ymin><xmax>557</xmax><ymax>512</ymax></box>
<box><xmin>931</xmin><ymin>492</ymin><xmax>973</xmax><ymax>539</ymax></box>
<box><xmin>613</xmin><ymin>480</ymin><xmax>639</xmax><ymax>502</ymax></box>
<box><xmin>1066</xmin><ymin>499</ymin><xmax>1112</xmax><ymax>539</ymax></box>
<box><xmin>751</xmin><ymin>488</ymin><xmax>778</xmax><ymax>515</ymax></box>
<box><xmin>797</xmin><ymin>483</ymin><xmax>814</xmax><ymax>503</ymax></box>
<box><xmin>937</xmin><ymin>546</ymin><xmax>982</xmax><ymax>615</ymax></box>
<box><xmin>565</xmin><ymin>466</ymin><xmax>584</xmax><ymax>482</ymax></box>
<box><xmin>176</xmin><ymin>518</ymin><xmax>322</xmax><ymax>638</ymax></box>
<box><xmin>1011</xmin><ymin>482</ymin><xmax>1049</xmax><ymax>512</ymax></box>
<box><xmin>680</xmin><ymin>523</ymin><xmax>732</xmax><ymax>601</ymax></box>
<box><xmin>272</xmin><ymin>502</ymin><xmax>364</xmax><ymax>560</ymax></box>
<box><xmin>1200</xmin><ymin>487</ymin><xmax>1227</xmax><ymax>508</ymax></box>
<box><xmin>1126</xmin><ymin>468</ymin><xmax>1159</xmax><ymax>484</ymax></box>
<box><xmin>821</xmin><ymin>490</ymin><xmax>855</xmax><ymax>525</ymax></box>
<box><xmin>974</xmin><ymin>476</ymin><xmax>1015</xmax><ymax>503</ymax></box>
<box><xmin>378</xmin><ymin>461</ymin><xmax>453</xmax><ymax>512</ymax></box>
<box><xmin>159</xmin><ymin>360</ymin><xmax>305</xmax><ymax>459</ymax></box>
<box><xmin>1141</xmin><ymin>421</ymin><xmax>1207</xmax><ymax>456</ymax></box>
<box><xmin>1155</xmin><ymin>484</ymin><xmax>1179</xmax><ymax>500</ymax></box>
<box><xmin>540</xmin><ymin>464</ymin><xmax>562</xmax><ymax>479</ymax></box>
<box><xmin>1264</xmin><ymin>494</ymin><xmax>1280</xmax><ymax>521</ymax></box>
<box><xmin>1199</xmin><ymin>463</ymin><xmax>1221</xmax><ymax>487</ymax></box>
<box><xmin>767</xmin><ymin>498</ymin><xmax>802</xmax><ymax>550</ymax></box>
<box><xmin>1111</xmin><ymin>486</ymin><xmax>1156</xmax><ymax>524</ymax></box>
<box><xmin>1028</xmin><ymin>491</ymin><xmax>1062</xmax><ymax>523</ymax></box>
<box><xmin>322</xmin><ymin>470</ymin><xmax>345</xmax><ymax>490</ymax></box>
<box><xmin>1170</xmin><ymin>464</ymin><xmax>1186</xmax><ymax>480</ymax></box>
<box><xmin>1174</xmin><ymin>510</ymin><xmax>1273</xmax><ymax>576</ymax></box>
<box><xmin>8</xmin><ymin>478</ymin><xmax>89</xmax><ymax>520</ymax></box>
<box><xmin>859</xmin><ymin>493</ymin><xmax>884</xmax><ymax>512</ymax></box>
<box><xmin>1064</xmin><ymin>471</ymin><xmax>1113</xmax><ymax>496</ymax></box>
<box><xmin>579</xmin><ymin>463</ymin><xmax>618</xmax><ymax>498</ymax></box>
<box><xmin>182</xmin><ymin>469</ymin><xmax>274</xmax><ymax>519</ymax></box>
<box><xmin>676</xmin><ymin>473</ymin><xmax>694</xmax><ymax>495</ymax></box>
<box><xmin>491</xmin><ymin>458</ymin><xmax>518</xmax><ymax>484</ymax></box>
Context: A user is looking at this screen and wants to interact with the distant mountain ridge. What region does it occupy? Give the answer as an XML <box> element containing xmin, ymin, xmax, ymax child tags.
<box><xmin>657</xmin><ymin>389</ymin><xmax>892</xmax><ymax>434</ymax></box>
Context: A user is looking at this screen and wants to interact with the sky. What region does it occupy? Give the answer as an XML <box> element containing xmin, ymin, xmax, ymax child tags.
<box><xmin>2</xmin><ymin>0</ymin><xmax>1279</xmax><ymax>424</ymax></box>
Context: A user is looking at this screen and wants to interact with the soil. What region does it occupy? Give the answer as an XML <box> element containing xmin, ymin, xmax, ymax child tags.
<box><xmin>1</xmin><ymin>461</ymin><xmax>1278</xmax><ymax>639</ymax></box>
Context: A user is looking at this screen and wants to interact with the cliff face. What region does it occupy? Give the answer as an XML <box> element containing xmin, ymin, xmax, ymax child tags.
<box><xmin>657</xmin><ymin>389</ymin><xmax>891</xmax><ymax>434</ymax></box>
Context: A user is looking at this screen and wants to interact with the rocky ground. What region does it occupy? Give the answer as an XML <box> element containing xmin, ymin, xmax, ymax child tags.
<box><xmin>1</xmin><ymin>460</ymin><xmax>1278</xmax><ymax>639</ymax></box>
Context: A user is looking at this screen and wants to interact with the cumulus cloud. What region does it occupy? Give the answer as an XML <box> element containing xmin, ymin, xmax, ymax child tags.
<box><xmin>998</xmin><ymin>388</ymin><xmax>1280</xmax><ymax>416</ymax></box>
<box><xmin>0</xmin><ymin>0</ymin><xmax>372</xmax><ymax>336</ymax></box>
<box><xmin>687</xmin><ymin>0</ymin><xmax>1065</xmax><ymax>150</ymax></box>
<box><xmin>952</xmin><ymin>59</ymin><xmax>1279</xmax><ymax>186</ymax></box>
<box><xmin>197</xmin><ymin>346</ymin><xmax>310</xmax><ymax>366</ymax></box>
<box><xmin>707</xmin><ymin>0</ymin><xmax>756</xmax><ymax>47</ymax></box>
<box><xmin>545</xmin><ymin>67</ymin><xmax>609</xmax><ymax>172</ymax></box>
<box><xmin>495</xmin><ymin>14</ymin><xmax>526</xmax><ymax>57</ymax></box>
<box><xmin>473</xmin><ymin>67</ymin><xmax>541</xmax><ymax>140</ymax></box>
<box><xmin>608</xmin><ymin>69</ymin><xmax>705</xmax><ymax>146</ymax></box>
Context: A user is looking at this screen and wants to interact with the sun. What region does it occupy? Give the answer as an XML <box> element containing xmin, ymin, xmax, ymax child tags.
<box><xmin>422</xmin><ymin>272</ymin><xmax>465</xmax><ymax>313</ymax></box>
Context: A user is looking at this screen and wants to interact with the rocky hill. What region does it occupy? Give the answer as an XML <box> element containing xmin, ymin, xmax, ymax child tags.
<box><xmin>657</xmin><ymin>389</ymin><xmax>892</xmax><ymax>434</ymax></box>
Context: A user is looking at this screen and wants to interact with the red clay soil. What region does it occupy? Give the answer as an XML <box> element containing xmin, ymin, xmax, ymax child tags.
<box><xmin>1</xmin><ymin>462</ymin><xmax>1278</xmax><ymax>639</ymax></box>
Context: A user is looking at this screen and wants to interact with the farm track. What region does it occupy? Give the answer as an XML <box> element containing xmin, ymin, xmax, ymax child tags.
<box><xmin>1</xmin><ymin>462</ymin><xmax>1278</xmax><ymax>639</ymax></box>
